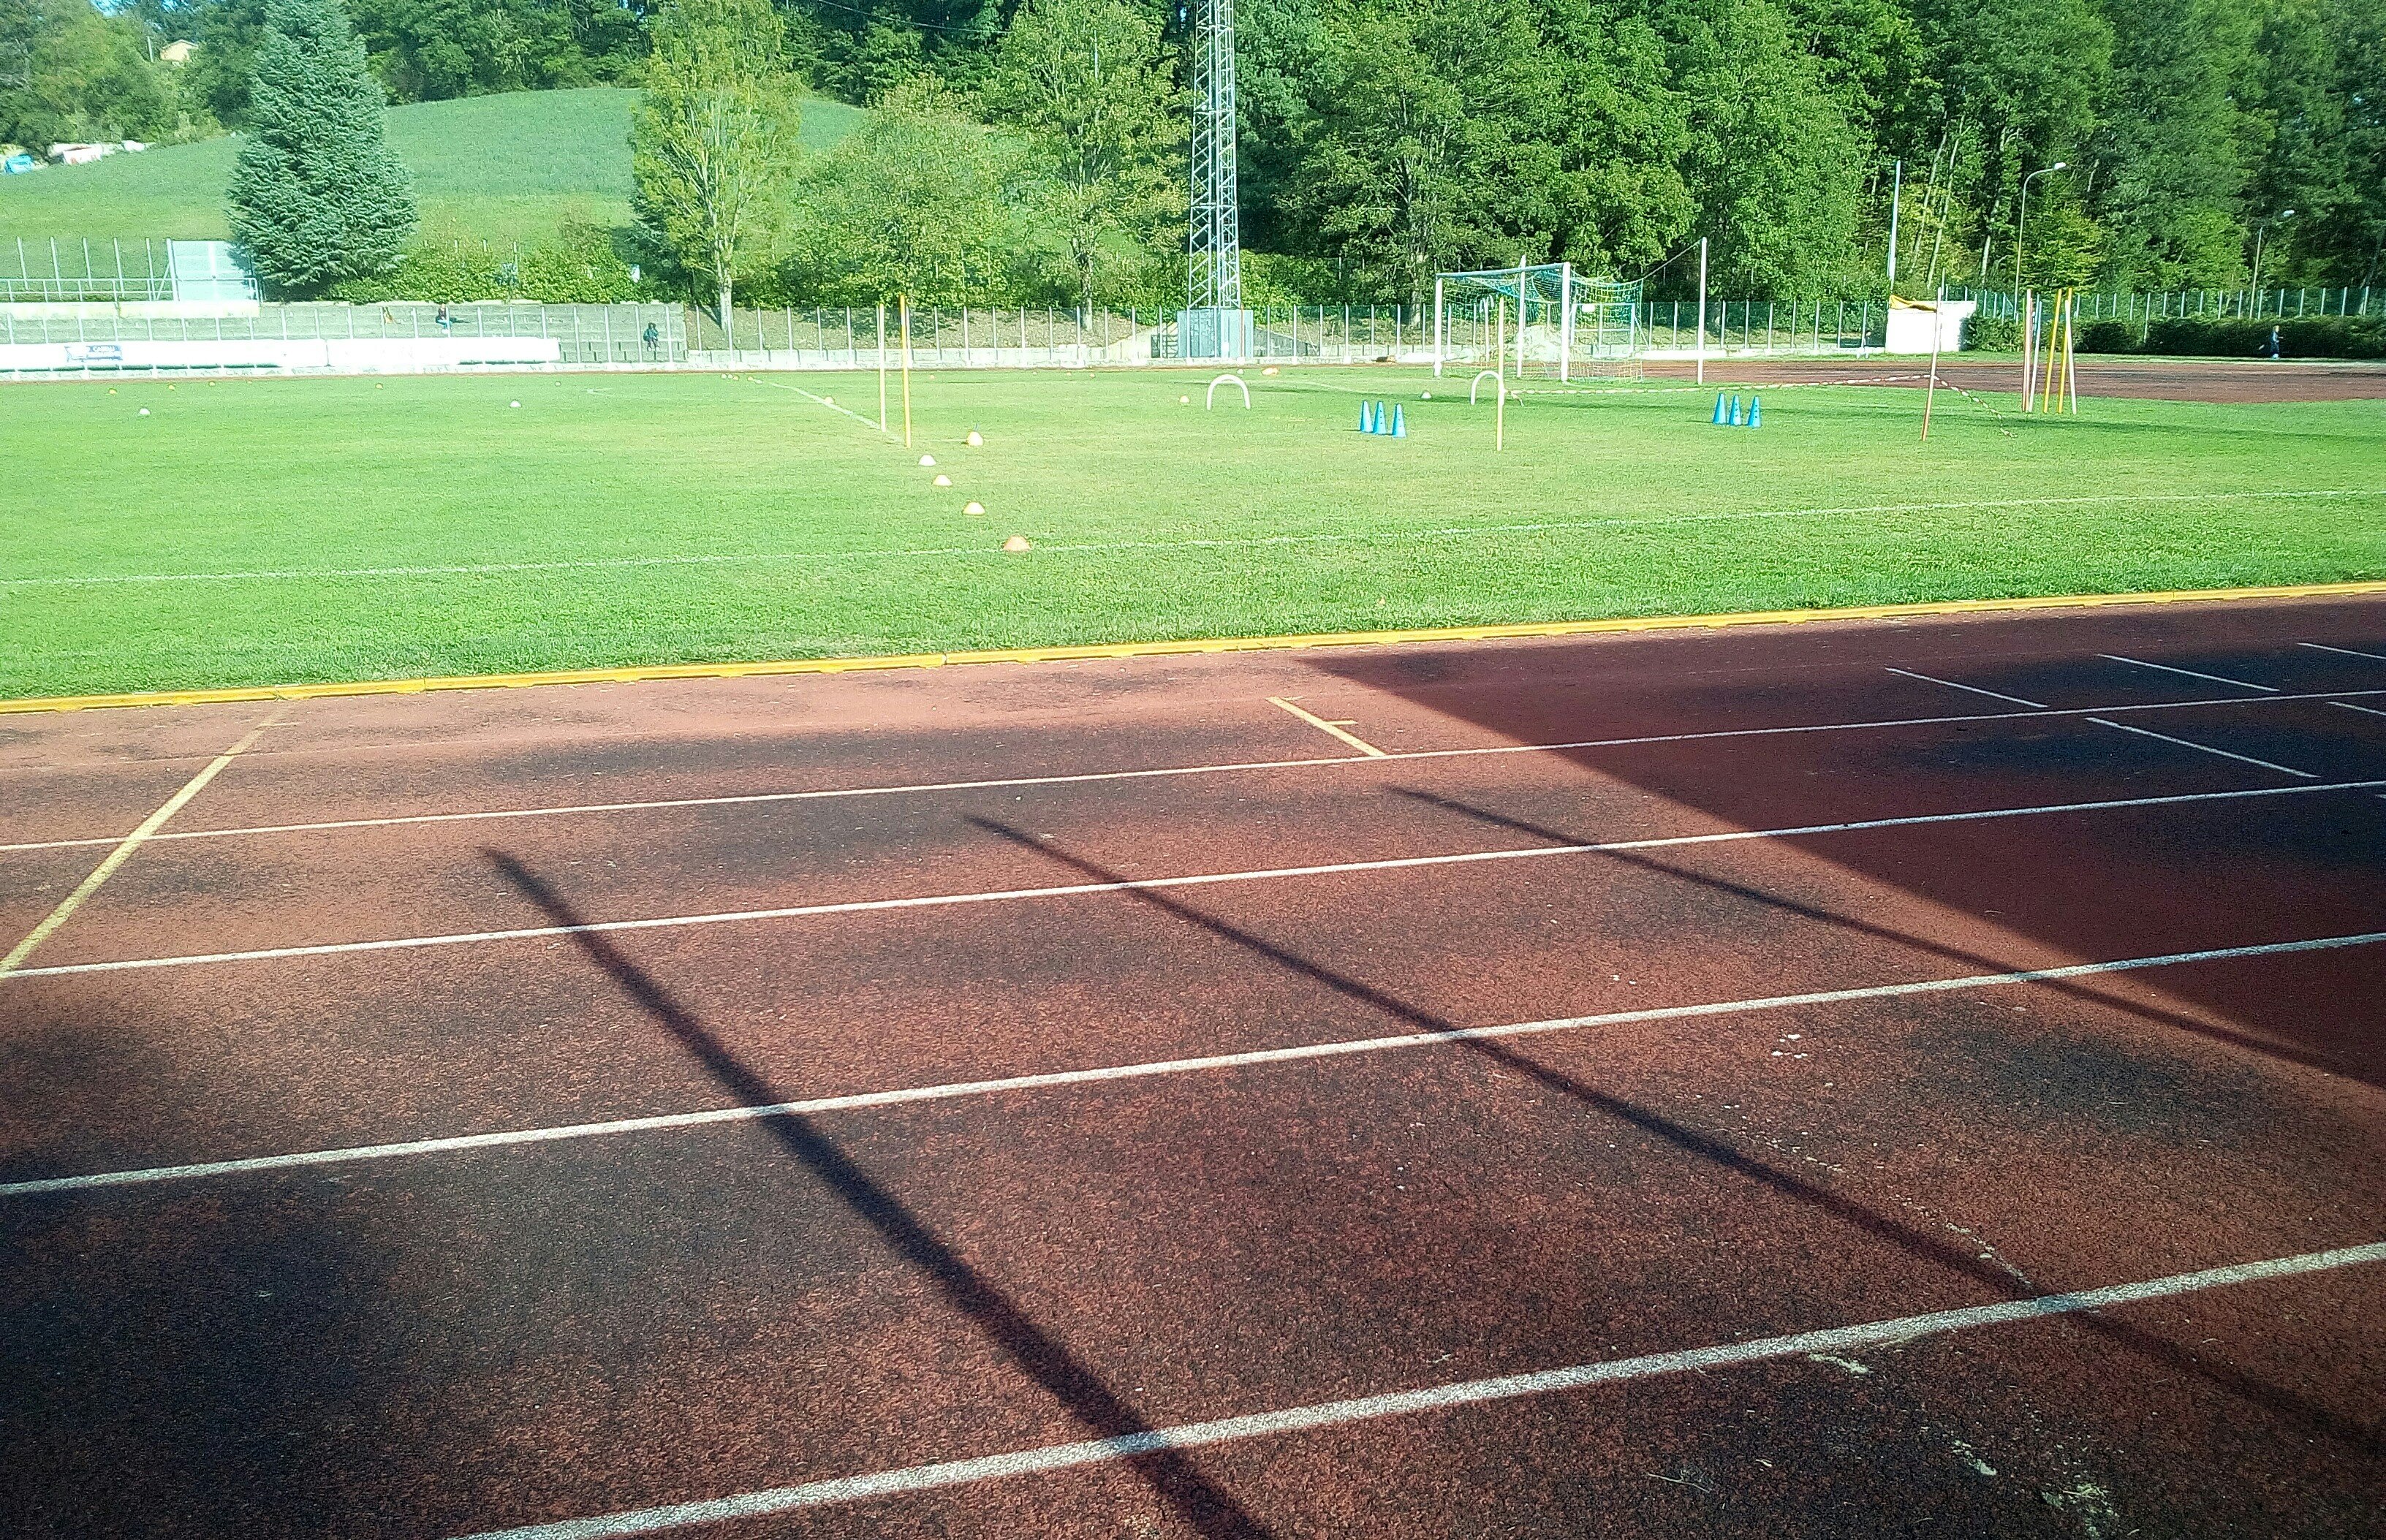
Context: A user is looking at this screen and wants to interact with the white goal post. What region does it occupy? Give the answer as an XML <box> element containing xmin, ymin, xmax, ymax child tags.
<box><xmin>1436</xmin><ymin>262</ymin><xmax>1644</xmax><ymax>383</ymax></box>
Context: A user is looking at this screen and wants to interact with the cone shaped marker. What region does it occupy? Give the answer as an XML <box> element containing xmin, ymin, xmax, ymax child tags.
<box><xmin>1712</xmin><ymin>392</ymin><xmax>1727</xmax><ymax>425</ymax></box>
<box><xmin>1359</xmin><ymin>402</ymin><xmax>1371</xmax><ymax>433</ymax></box>
<box><xmin>1391</xmin><ymin>403</ymin><xmax>1406</xmax><ymax>438</ymax></box>
<box><xmin>1729</xmin><ymin>395</ymin><xmax>1744</xmax><ymax>427</ymax></box>
<box><xmin>1747</xmin><ymin>395</ymin><xmax>1762</xmax><ymax>428</ymax></box>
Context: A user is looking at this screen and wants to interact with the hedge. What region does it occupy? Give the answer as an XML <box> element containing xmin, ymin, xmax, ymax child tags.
<box><xmin>2075</xmin><ymin>315</ymin><xmax>2386</xmax><ymax>359</ymax></box>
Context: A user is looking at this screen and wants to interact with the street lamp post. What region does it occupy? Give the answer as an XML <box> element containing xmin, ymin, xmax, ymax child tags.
<box><xmin>2012</xmin><ymin>162</ymin><xmax>2067</xmax><ymax>295</ymax></box>
<box><xmin>2251</xmin><ymin>209</ymin><xmax>2295</xmax><ymax>310</ymax></box>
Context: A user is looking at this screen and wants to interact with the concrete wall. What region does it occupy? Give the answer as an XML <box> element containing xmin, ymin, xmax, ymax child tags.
<box><xmin>1</xmin><ymin>336</ymin><xmax>564</xmax><ymax>374</ymax></box>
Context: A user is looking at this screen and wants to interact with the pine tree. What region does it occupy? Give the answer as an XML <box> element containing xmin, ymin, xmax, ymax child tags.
<box><xmin>226</xmin><ymin>0</ymin><xmax>416</xmax><ymax>297</ymax></box>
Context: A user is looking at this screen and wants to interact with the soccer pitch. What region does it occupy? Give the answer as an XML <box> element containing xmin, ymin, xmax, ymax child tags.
<box><xmin>5</xmin><ymin>365</ymin><xmax>2382</xmax><ymax>700</ymax></box>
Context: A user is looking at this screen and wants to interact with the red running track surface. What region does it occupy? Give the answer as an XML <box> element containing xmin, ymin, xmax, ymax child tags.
<box><xmin>3</xmin><ymin>596</ymin><xmax>2383</xmax><ymax>1539</ymax></box>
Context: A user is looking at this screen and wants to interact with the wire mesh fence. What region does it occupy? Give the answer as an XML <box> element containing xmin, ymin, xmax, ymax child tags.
<box><xmin>1950</xmin><ymin>285</ymin><xmax>2379</xmax><ymax>322</ymax></box>
<box><xmin>1</xmin><ymin>303</ymin><xmax>687</xmax><ymax>376</ymax></box>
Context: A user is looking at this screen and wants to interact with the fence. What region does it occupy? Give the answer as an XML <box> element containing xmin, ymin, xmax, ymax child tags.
<box><xmin>3</xmin><ymin>238</ymin><xmax>260</xmax><ymax>303</ymax></box>
<box><xmin>1</xmin><ymin>302</ymin><xmax>687</xmax><ymax>376</ymax></box>
<box><xmin>686</xmin><ymin>300</ymin><xmax>1901</xmax><ymax>369</ymax></box>
<box><xmin>683</xmin><ymin>303</ymin><xmax>1444</xmax><ymax>367</ymax></box>
<box><xmin>1951</xmin><ymin>285</ymin><xmax>2379</xmax><ymax>323</ymax></box>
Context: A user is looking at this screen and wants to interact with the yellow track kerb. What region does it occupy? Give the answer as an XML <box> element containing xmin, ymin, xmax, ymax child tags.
<box><xmin>7</xmin><ymin>579</ymin><xmax>2384</xmax><ymax>716</ymax></box>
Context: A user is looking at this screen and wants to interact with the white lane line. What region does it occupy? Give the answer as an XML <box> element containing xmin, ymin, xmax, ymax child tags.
<box><xmin>1268</xmin><ymin>697</ymin><xmax>1389</xmax><ymax>757</ymax></box>
<box><xmin>0</xmin><ymin>711</ymin><xmax>284</xmax><ymax>978</ymax></box>
<box><xmin>448</xmin><ymin>1240</ymin><xmax>2386</xmax><ymax>1539</ymax></box>
<box><xmin>2086</xmin><ymin>718</ymin><xmax>2318</xmax><ymax>779</ymax></box>
<box><xmin>13</xmin><ymin>781</ymin><xmax>2382</xmax><ymax>982</ymax></box>
<box><xmin>9</xmin><ymin>490</ymin><xmax>2379</xmax><ymax>588</ymax></box>
<box><xmin>1885</xmin><ymin>667</ymin><xmax>2048</xmax><ymax>710</ymax></box>
<box><xmin>749</xmin><ymin>377</ymin><xmax>894</xmax><ymax>436</ymax></box>
<box><xmin>12</xmin><ymin>928</ymin><xmax>2383</xmax><ymax>1199</ymax></box>
<box><xmin>10</xmin><ymin>686</ymin><xmax>2383</xmax><ymax>857</ymax></box>
<box><xmin>2330</xmin><ymin>700</ymin><xmax>2386</xmax><ymax>720</ymax></box>
<box><xmin>2099</xmin><ymin>653</ymin><xmax>2280</xmax><ymax>693</ymax></box>
<box><xmin>2300</xmin><ymin>642</ymin><xmax>2386</xmax><ymax>663</ymax></box>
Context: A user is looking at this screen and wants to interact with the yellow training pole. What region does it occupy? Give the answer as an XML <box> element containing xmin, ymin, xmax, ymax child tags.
<box><xmin>899</xmin><ymin>295</ymin><xmax>914</xmax><ymax>449</ymax></box>
<box><xmin>877</xmin><ymin>301</ymin><xmax>887</xmax><ymax>431</ymax></box>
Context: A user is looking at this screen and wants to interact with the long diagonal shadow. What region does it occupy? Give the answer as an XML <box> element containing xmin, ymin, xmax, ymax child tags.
<box><xmin>1390</xmin><ymin>786</ymin><xmax>2376</xmax><ymax>1083</ymax></box>
<box><xmin>963</xmin><ymin>816</ymin><xmax>2382</xmax><ymax>1456</ymax></box>
<box><xmin>484</xmin><ymin>850</ymin><xmax>1274</xmax><ymax>1540</ymax></box>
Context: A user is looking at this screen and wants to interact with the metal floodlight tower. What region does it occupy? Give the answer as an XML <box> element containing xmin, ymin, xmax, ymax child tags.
<box><xmin>1184</xmin><ymin>0</ymin><xmax>1248</xmax><ymax>359</ymax></box>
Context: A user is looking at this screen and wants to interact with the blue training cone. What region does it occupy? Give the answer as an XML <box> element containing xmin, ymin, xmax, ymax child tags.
<box><xmin>1390</xmin><ymin>403</ymin><xmax>1406</xmax><ymax>438</ymax></box>
<box><xmin>1711</xmin><ymin>391</ymin><xmax>1727</xmax><ymax>425</ymax></box>
<box><xmin>1746</xmin><ymin>395</ymin><xmax>1762</xmax><ymax>429</ymax></box>
<box><xmin>1728</xmin><ymin>395</ymin><xmax>1744</xmax><ymax>427</ymax></box>
<box><xmin>1374</xmin><ymin>401</ymin><xmax>1388</xmax><ymax>434</ymax></box>
<box><xmin>1359</xmin><ymin>401</ymin><xmax>1373</xmax><ymax>433</ymax></box>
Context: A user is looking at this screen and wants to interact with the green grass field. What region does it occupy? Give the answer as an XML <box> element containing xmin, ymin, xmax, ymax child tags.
<box><xmin>3</xmin><ymin>365</ymin><xmax>2381</xmax><ymax>700</ymax></box>
<box><xmin>0</xmin><ymin>88</ymin><xmax>865</xmax><ymax>248</ymax></box>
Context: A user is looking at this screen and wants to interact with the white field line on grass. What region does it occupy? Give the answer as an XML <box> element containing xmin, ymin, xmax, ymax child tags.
<box><xmin>8</xmin><ymin>685</ymin><xmax>2384</xmax><ymax>857</ymax></box>
<box><xmin>10</xmin><ymin>928</ymin><xmax>2384</xmax><ymax>1199</ymax></box>
<box><xmin>746</xmin><ymin>376</ymin><xmax>893</xmax><ymax>436</ymax></box>
<box><xmin>460</xmin><ymin>1238</ymin><xmax>2386</xmax><ymax>1537</ymax></box>
<box><xmin>6</xmin><ymin>488</ymin><xmax>2379</xmax><ymax>588</ymax></box>
<box><xmin>8</xmin><ymin>779</ymin><xmax>2385</xmax><ymax>985</ymax></box>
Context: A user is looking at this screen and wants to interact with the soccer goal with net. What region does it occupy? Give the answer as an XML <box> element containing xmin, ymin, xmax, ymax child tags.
<box><xmin>1436</xmin><ymin>262</ymin><xmax>1644</xmax><ymax>382</ymax></box>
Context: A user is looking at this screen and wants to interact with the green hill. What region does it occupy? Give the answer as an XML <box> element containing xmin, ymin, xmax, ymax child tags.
<box><xmin>0</xmin><ymin>87</ymin><xmax>864</xmax><ymax>249</ymax></box>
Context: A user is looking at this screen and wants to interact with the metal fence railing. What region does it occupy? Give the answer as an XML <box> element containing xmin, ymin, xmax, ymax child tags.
<box><xmin>3</xmin><ymin>237</ymin><xmax>262</xmax><ymax>303</ymax></box>
<box><xmin>1</xmin><ymin>302</ymin><xmax>687</xmax><ymax>376</ymax></box>
<box><xmin>1949</xmin><ymin>285</ymin><xmax>2379</xmax><ymax>322</ymax></box>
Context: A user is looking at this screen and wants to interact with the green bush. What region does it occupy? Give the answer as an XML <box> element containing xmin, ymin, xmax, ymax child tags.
<box><xmin>2078</xmin><ymin>319</ymin><xmax>2140</xmax><ymax>354</ymax></box>
<box><xmin>1963</xmin><ymin>311</ymin><xmax>2019</xmax><ymax>351</ymax></box>
<box><xmin>330</xmin><ymin>220</ymin><xmax>645</xmax><ymax>303</ymax></box>
<box><xmin>2140</xmin><ymin>316</ymin><xmax>2386</xmax><ymax>358</ymax></box>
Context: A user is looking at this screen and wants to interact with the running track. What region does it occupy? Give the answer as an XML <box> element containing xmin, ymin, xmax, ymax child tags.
<box><xmin>3</xmin><ymin>596</ymin><xmax>2382</xmax><ymax>1538</ymax></box>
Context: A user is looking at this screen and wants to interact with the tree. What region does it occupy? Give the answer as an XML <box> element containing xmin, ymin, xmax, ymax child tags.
<box><xmin>226</xmin><ymin>0</ymin><xmax>416</xmax><ymax>297</ymax></box>
<box><xmin>2091</xmin><ymin>0</ymin><xmax>2260</xmax><ymax>287</ymax></box>
<box><xmin>787</xmin><ymin>76</ymin><xmax>1021</xmax><ymax>306</ymax></box>
<box><xmin>0</xmin><ymin>0</ymin><xmax>179</xmax><ymax>149</ymax></box>
<box><xmin>1656</xmin><ymin>0</ymin><xmax>1869</xmax><ymax>295</ymax></box>
<box><xmin>983</xmin><ymin>0</ymin><xmax>1181</xmax><ymax>312</ymax></box>
<box><xmin>629</xmin><ymin>0</ymin><xmax>800</xmax><ymax>323</ymax></box>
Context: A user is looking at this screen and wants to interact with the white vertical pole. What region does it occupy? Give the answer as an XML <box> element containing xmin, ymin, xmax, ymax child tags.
<box><xmin>1559</xmin><ymin>262</ymin><xmax>1573</xmax><ymax>384</ymax></box>
<box><xmin>1433</xmin><ymin>276</ymin><xmax>1444</xmax><ymax>376</ymax></box>
<box><xmin>1695</xmin><ymin>238</ymin><xmax>1708</xmax><ymax>386</ymax></box>
<box><xmin>2021</xmin><ymin>290</ymin><xmax>2037</xmax><ymax>411</ymax></box>
<box><xmin>1515</xmin><ymin>256</ymin><xmax>1529</xmax><ymax>376</ymax></box>
<box><xmin>1887</xmin><ymin>159</ymin><xmax>1902</xmax><ymax>288</ymax></box>
<box><xmin>877</xmin><ymin>302</ymin><xmax>887</xmax><ymax>430</ymax></box>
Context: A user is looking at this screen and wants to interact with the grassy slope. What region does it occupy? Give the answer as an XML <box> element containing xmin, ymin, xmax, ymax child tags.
<box><xmin>3</xmin><ymin>366</ymin><xmax>2382</xmax><ymax>699</ymax></box>
<box><xmin>0</xmin><ymin>88</ymin><xmax>864</xmax><ymax>248</ymax></box>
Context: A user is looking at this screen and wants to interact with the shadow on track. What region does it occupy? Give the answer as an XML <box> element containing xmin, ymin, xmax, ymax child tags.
<box><xmin>484</xmin><ymin>849</ymin><xmax>1275</xmax><ymax>1540</ymax></box>
<box><xmin>964</xmin><ymin>815</ymin><xmax>2383</xmax><ymax>1460</ymax></box>
<box><xmin>1387</xmin><ymin>784</ymin><xmax>2359</xmax><ymax>1082</ymax></box>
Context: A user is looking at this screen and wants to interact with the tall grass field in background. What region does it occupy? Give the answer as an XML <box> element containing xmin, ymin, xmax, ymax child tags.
<box><xmin>0</xmin><ymin>89</ymin><xmax>865</xmax><ymax>249</ymax></box>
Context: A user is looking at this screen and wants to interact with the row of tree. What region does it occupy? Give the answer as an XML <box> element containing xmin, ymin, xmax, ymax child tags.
<box><xmin>637</xmin><ymin>0</ymin><xmax>2386</xmax><ymax>307</ymax></box>
<box><xmin>22</xmin><ymin>0</ymin><xmax>2382</xmax><ymax>303</ymax></box>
